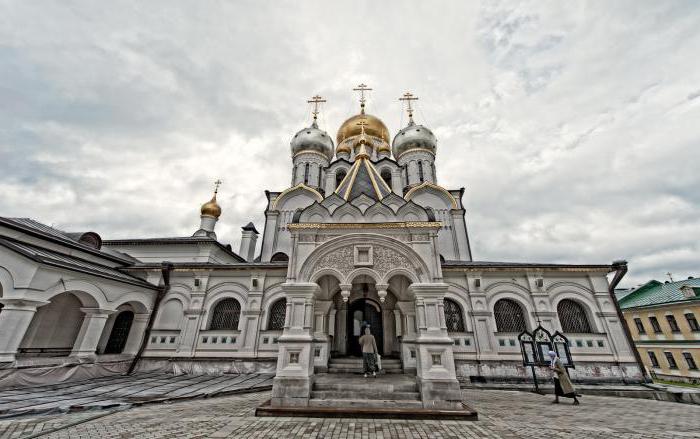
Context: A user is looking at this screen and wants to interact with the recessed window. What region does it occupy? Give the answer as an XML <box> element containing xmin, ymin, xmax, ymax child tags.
<box><xmin>314</xmin><ymin>347</ymin><xmax>321</xmax><ymax>358</ymax></box>
<box><xmin>231</xmin><ymin>337</ymin><xmax>236</xmax><ymax>344</ymax></box>
<box><xmin>499</xmin><ymin>339</ymin><xmax>506</xmax><ymax>347</ymax></box>
<box><xmin>431</xmin><ymin>354</ymin><xmax>442</xmax><ymax>365</ymax></box>
<box><xmin>685</xmin><ymin>313</ymin><xmax>699</xmax><ymax>332</ymax></box>
<box><xmin>464</xmin><ymin>339</ymin><xmax>471</xmax><ymax>346</ymax></box>
<box><xmin>160</xmin><ymin>337</ymin><xmax>166</xmax><ymax>343</ymax></box>
<box><xmin>202</xmin><ymin>337</ymin><xmax>208</xmax><ymax>343</ymax></box>
<box><xmin>586</xmin><ymin>340</ymin><xmax>593</xmax><ymax>347</ymax></box>
<box><xmin>664</xmin><ymin>352</ymin><xmax>678</xmax><ymax>369</ymax></box>
<box><xmin>169</xmin><ymin>336</ymin><xmax>176</xmax><ymax>343</ymax></box>
<box><xmin>683</xmin><ymin>352</ymin><xmax>697</xmax><ymax>370</ymax></box>
<box><xmin>289</xmin><ymin>352</ymin><xmax>300</xmax><ymax>364</ymax></box>
<box><xmin>597</xmin><ymin>340</ymin><xmax>604</xmax><ymax>348</ymax></box>
<box><xmin>509</xmin><ymin>339</ymin><xmax>516</xmax><ymax>347</ymax></box>
<box><xmin>263</xmin><ymin>337</ymin><xmax>269</xmax><ymax>344</ymax></box>
<box><xmin>151</xmin><ymin>336</ymin><xmax>156</xmax><ymax>343</ymax></box>
<box><xmin>576</xmin><ymin>340</ymin><xmax>583</xmax><ymax>347</ymax></box>
<box><xmin>212</xmin><ymin>337</ymin><xmax>217</xmax><ymax>344</ymax></box>
<box><xmin>648</xmin><ymin>351</ymin><xmax>659</xmax><ymax>368</ymax></box>
<box><xmin>454</xmin><ymin>339</ymin><xmax>460</xmax><ymax>346</ymax></box>
<box><xmin>410</xmin><ymin>350</ymin><xmax>416</xmax><ymax>359</ymax></box>
<box><xmin>649</xmin><ymin>316</ymin><xmax>662</xmax><ymax>333</ymax></box>
<box><xmin>666</xmin><ymin>315</ymin><xmax>680</xmax><ymax>333</ymax></box>
<box><xmin>634</xmin><ymin>318</ymin><xmax>645</xmax><ymax>334</ymax></box>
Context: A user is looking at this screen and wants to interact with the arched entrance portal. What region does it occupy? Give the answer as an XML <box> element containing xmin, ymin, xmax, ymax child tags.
<box><xmin>104</xmin><ymin>310</ymin><xmax>134</xmax><ymax>354</ymax></box>
<box><xmin>348</xmin><ymin>298</ymin><xmax>383</xmax><ymax>356</ymax></box>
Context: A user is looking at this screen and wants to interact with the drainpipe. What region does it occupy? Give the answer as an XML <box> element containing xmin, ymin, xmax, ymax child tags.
<box><xmin>608</xmin><ymin>260</ymin><xmax>650</xmax><ymax>383</ymax></box>
<box><xmin>127</xmin><ymin>261</ymin><xmax>174</xmax><ymax>375</ymax></box>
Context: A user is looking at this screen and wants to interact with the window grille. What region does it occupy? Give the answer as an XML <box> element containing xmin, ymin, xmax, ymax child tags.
<box><xmin>494</xmin><ymin>299</ymin><xmax>527</xmax><ymax>333</ymax></box>
<box><xmin>209</xmin><ymin>299</ymin><xmax>241</xmax><ymax>330</ymax></box>
<box><xmin>268</xmin><ymin>298</ymin><xmax>287</xmax><ymax>330</ymax></box>
<box><xmin>444</xmin><ymin>299</ymin><xmax>465</xmax><ymax>332</ymax></box>
<box><xmin>557</xmin><ymin>299</ymin><xmax>592</xmax><ymax>333</ymax></box>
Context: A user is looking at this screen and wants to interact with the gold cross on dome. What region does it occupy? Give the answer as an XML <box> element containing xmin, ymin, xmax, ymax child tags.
<box><xmin>214</xmin><ymin>179</ymin><xmax>222</xmax><ymax>194</ymax></box>
<box><xmin>353</xmin><ymin>83</ymin><xmax>372</xmax><ymax>111</ymax></box>
<box><xmin>356</xmin><ymin>119</ymin><xmax>369</xmax><ymax>136</ymax></box>
<box><xmin>307</xmin><ymin>95</ymin><xmax>326</xmax><ymax>121</ymax></box>
<box><xmin>399</xmin><ymin>91</ymin><xmax>419</xmax><ymax>121</ymax></box>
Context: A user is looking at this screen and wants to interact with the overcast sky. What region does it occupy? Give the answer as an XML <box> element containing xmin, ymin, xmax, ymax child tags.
<box><xmin>1</xmin><ymin>1</ymin><xmax>698</xmax><ymax>287</ymax></box>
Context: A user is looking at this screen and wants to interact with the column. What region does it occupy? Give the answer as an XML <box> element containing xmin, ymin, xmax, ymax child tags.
<box><xmin>409</xmin><ymin>283</ymin><xmax>463</xmax><ymax>409</ymax></box>
<box><xmin>122</xmin><ymin>313</ymin><xmax>150</xmax><ymax>355</ymax></box>
<box><xmin>71</xmin><ymin>308</ymin><xmax>114</xmax><ymax>358</ymax></box>
<box><xmin>178</xmin><ymin>309</ymin><xmax>204</xmax><ymax>355</ymax></box>
<box><xmin>313</xmin><ymin>300</ymin><xmax>332</xmax><ymax>371</ymax></box>
<box><xmin>0</xmin><ymin>299</ymin><xmax>48</xmax><ymax>362</ymax></box>
<box><xmin>271</xmin><ymin>282</ymin><xmax>318</xmax><ymax>407</ymax></box>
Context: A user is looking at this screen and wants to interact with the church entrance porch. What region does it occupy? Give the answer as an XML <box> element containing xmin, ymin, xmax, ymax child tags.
<box><xmin>347</xmin><ymin>298</ymin><xmax>383</xmax><ymax>357</ymax></box>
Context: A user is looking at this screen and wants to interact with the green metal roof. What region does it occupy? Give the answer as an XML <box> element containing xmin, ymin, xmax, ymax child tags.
<box><xmin>618</xmin><ymin>277</ymin><xmax>700</xmax><ymax>309</ymax></box>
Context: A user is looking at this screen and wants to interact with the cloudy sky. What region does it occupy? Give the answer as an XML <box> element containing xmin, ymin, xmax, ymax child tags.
<box><xmin>1</xmin><ymin>1</ymin><xmax>698</xmax><ymax>287</ymax></box>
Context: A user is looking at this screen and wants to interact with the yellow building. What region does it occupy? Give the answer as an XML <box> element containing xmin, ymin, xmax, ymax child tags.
<box><xmin>619</xmin><ymin>278</ymin><xmax>700</xmax><ymax>383</ymax></box>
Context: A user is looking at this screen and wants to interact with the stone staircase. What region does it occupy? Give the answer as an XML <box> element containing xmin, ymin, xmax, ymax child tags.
<box><xmin>308</xmin><ymin>373</ymin><xmax>422</xmax><ymax>409</ymax></box>
<box><xmin>327</xmin><ymin>356</ymin><xmax>403</xmax><ymax>374</ymax></box>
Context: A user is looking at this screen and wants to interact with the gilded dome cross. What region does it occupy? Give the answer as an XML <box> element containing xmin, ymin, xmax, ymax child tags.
<box><xmin>353</xmin><ymin>83</ymin><xmax>372</xmax><ymax>112</ymax></box>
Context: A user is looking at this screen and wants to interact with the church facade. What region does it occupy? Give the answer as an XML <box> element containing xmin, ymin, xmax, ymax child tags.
<box><xmin>0</xmin><ymin>90</ymin><xmax>642</xmax><ymax>401</ymax></box>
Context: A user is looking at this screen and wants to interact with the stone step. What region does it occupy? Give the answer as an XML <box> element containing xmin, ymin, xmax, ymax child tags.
<box><xmin>313</xmin><ymin>381</ymin><xmax>417</xmax><ymax>393</ymax></box>
<box><xmin>327</xmin><ymin>367</ymin><xmax>404</xmax><ymax>374</ymax></box>
<box><xmin>310</xmin><ymin>390</ymin><xmax>420</xmax><ymax>400</ymax></box>
<box><xmin>329</xmin><ymin>357</ymin><xmax>401</xmax><ymax>363</ymax></box>
<box><xmin>308</xmin><ymin>399</ymin><xmax>424</xmax><ymax>409</ymax></box>
<box><xmin>328</xmin><ymin>361</ymin><xmax>402</xmax><ymax>367</ymax></box>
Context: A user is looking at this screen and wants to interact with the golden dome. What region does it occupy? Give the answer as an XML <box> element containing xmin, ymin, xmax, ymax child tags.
<box><xmin>200</xmin><ymin>193</ymin><xmax>222</xmax><ymax>218</ymax></box>
<box><xmin>336</xmin><ymin>112</ymin><xmax>390</xmax><ymax>145</ymax></box>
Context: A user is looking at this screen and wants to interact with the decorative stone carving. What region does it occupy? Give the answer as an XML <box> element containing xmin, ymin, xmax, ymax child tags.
<box><xmin>312</xmin><ymin>244</ymin><xmax>413</xmax><ymax>282</ymax></box>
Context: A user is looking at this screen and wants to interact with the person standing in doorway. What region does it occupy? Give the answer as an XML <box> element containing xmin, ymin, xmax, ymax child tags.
<box><xmin>359</xmin><ymin>325</ymin><xmax>378</xmax><ymax>378</ymax></box>
<box><xmin>548</xmin><ymin>350</ymin><xmax>580</xmax><ymax>405</ymax></box>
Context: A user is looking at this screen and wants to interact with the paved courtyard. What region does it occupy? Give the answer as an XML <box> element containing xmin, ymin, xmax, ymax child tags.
<box><xmin>0</xmin><ymin>387</ymin><xmax>699</xmax><ymax>439</ymax></box>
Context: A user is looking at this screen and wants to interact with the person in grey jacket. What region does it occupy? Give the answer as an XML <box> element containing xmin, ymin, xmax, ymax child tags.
<box><xmin>359</xmin><ymin>326</ymin><xmax>378</xmax><ymax>378</ymax></box>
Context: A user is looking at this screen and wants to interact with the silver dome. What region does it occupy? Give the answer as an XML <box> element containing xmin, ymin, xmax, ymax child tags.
<box><xmin>391</xmin><ymin>121</ymin><xmax>437</xmax><ymax>158</ymax></box>
<box><xmin>291</xmin><ymin>122</ymin><xmax>334</xmax><ymax>160</ymax></box>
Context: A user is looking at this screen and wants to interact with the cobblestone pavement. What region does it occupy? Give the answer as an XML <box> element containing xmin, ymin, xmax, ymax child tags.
<box><xmin>0</xmin><ymin>389</ymin><xmax>698</xmax><ymax>439</ymax></box>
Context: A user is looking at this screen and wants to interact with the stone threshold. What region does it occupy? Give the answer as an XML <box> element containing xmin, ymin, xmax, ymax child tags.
<box><xmin>255</xmin><ymin>400</ymin><xmax>479</xmax><ymax>420</ymax></box>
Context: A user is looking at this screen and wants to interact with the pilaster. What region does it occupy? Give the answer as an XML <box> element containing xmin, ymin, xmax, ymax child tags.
<box><xmin>0</xmin><ymin>299</ymin><xmax>48</xmax><ymax>362</ymax></box>
<box><xmin>71</xmin><ymin>308</ymin><xmax>114</xmax><ymax>358</ymax></box>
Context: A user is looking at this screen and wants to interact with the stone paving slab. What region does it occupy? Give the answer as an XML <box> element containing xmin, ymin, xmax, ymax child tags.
<box><xmin>0</xmin><ymin>373</ymin><xmax>273</xmax><ymax>419</ymax></box>
<box><xmin>0</xmin><ymin>388</ymin><xmax>698</xmax><ymax>438</ymax></box>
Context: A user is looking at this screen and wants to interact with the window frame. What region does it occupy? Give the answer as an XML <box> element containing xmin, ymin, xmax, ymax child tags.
<box><xmin>647</xmin><ymin>351</ymin><xmax>659</xmax><ymax>368</ymax></box>
<box><xmin>683</xmin><ymin>352</ymin><xmax>697</xmax><ymax>370</ymax></box>
<box><xmin>493</xmin><ymin>299</ymin><xmax>528</xmax><ymax>333</ymax></box>
<box><xmin>665</xmin><ymin>314</ymin><xmax>680</xmax><ymax>333</ymax></box>
<box><xmin>685</xmin><ymin>313</ymin><xmax>699</xmax><ymax>332</ymax></box>
<box><xmin>634</xmin><ymin>318</ymin><xmax>646</xmax><ymax>334</ymax></box>
<box><xmin>208</xmin><ymin>298</ymin><xmax>242</xmax><ymax>331</ymax></box>
<box><xmin>649</xmin><ymin>316</ymin><xmax>662</xmax><ymax>333</ymax></box>
<box><xmin>443</xmin><ymin>298</ymin><xmax>466</xmax><ymax>333</ymax></box>
<box><xmin>664</xmin><ymin>351</ymin><xmax>678</xmax><ymax>369</ymax></box>
<box><xmin>557</xmin><ymin>299</ymin><xmax>593</xmax><ymax>333</ymax></box>
<box><xmin>267</xmin><ymin>298</ymin><xmax>287</xmax><ymax>331</ymax></box>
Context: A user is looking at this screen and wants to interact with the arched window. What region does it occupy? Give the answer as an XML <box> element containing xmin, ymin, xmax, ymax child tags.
<box><xmin>336</xmin><ymin>169</ymin><xmax>347</xmax><ymax>188</ymax></box>
<box><xmin>444</xmin><ymin>299</ymin><xmax>465</xmax><ymax>332</ymax></box>
<box><xmin>271</xmin><ymin>252</ymin><xmax>289</xmax><ymax>262</ymax></box>
<box><xmin>268</xmin><ymin>298</ymin><xmax>287</xmax><ymax>330</ymax></box>
<box><xmin>494</xmin><ymin>299</ymin><xmax>527</xmax><ymax>333</ymax></box>
<box><xmin>304</xmin><ymin>163</ymin><xmax>310</xmax><ymax>185</ymax></box>
<box><xmin>104</xmin><ymin>311</ymin><xmax>134</xmax><ymax>354</ymax></box>
<box><xmin>209</xmin><ymin>298</ymin><xmax>241</xmax><ymax>330</ymax></box>
<box><xmin>380</xmin><ymin>169</ymin><xmax>392</xmax><ymax>188</ymax></box>
<box><xmin>557</xmin><ymin>299</ymin><xmax>592</xmax><ymax>333</ymax></box>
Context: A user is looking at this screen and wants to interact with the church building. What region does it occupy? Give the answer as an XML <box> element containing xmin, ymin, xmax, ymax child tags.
<box><xmin>0</xmin><ymin>87</ymin><xmax>642</xmax><ymax>407</ymax></box>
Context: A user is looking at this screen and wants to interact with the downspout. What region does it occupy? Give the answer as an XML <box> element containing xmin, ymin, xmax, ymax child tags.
<box><xmin>127</xmin><ymin>261</ymin><xmax>174</xmax><ymax>375</ymax></box>
<box><xmin>608</xmin><ymin>260</ymin><xmax>650</xmax><ymax>383</ymax></box>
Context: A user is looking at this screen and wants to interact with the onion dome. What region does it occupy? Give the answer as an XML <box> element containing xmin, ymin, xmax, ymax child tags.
<box><xmin>201</xmin><ymin>192</ymin><xmax>222</xmax><ymax>218</ymax></box>
<box><xmin>392</xmin><ymin>120</ymin><xmax>437</xmax><ymax>159</ymax></box>
<box><xmin>337</xmin><ymin>113</ymin><xmax>390</xmax><ymax>145</ymax></box>
<box><xmin>291</xmin><ymin>121</ymin><xmax>334</xmax><ymax>161</ymax></box>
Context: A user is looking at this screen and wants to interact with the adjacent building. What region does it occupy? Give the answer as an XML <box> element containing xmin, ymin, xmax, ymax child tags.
<box><xmin>619</xmin><ymin>278</ymin><xmax>700</xmax><ymax>383</ymax></box>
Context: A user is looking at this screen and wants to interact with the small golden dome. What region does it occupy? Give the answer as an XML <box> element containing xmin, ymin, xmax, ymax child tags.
<box><xmin>336</xmin><ymin>112</ymin><xmax>390</xmax><ymax>146</ymax></box>
<box><xmin>201</xmin><ymin>193</ymin><xmax>222</xmax><ymax>218</ymax></box>
<box><xmin>336</xmin><ymin>141</ymin><xmax>351</xmax><ymax>155</ymax></box>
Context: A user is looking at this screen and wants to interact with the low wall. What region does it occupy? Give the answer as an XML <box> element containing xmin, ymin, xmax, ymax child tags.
<box><xmin>135</xmin><ymin>357</ymin><xmax>277</xmax><ymax>376</ymax></box>
<box><xmin>456</xmin><ymin>360</ymin><xmax>644</xmax><ymax>384</ymax></box>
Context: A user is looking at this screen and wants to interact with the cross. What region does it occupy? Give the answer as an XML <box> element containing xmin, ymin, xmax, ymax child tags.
<box><xmin>353</xmin><ymin>83</ymin><xmax>372</xmax><ymax>111</ymax></box>
<box><xmin>399</xmin><ymin>91</ymin><xmax>419</xmax><ymax>121</ymax></box>
<box><xmin>356</xmin><ymin>119</ymin><xmax>369</xmax><ymax>137</ymax></box>
<box><xmin>307</xmin><ymin>95</ymin><xmax>326</xmax><ymax>121</ymax></box>
<box><xmin>214</xmin><ymin>179</ymin><xmax>222</xmax><ymax>194</ymax></box>
<box><xmin>666</xmin><ymin>272</ymin><xmax>674</xmax><ymax>282</ymax></box>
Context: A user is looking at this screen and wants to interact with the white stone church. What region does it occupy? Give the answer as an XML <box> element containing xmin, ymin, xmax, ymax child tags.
<box><xmin>0</xmin><ymin>89</ymin><xmax>642</xmax><ymax>407</ymax></box>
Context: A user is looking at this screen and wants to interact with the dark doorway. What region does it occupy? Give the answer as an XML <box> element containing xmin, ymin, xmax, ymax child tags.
<box><xmin>347</xmin><ymin>298</ymin><xmax>383</xmax><ymax>356</ymax></box>
<box><xmin>104</xmin><ymin>311</ymin><xmax>134</xmax><ymax>354</ymax></box>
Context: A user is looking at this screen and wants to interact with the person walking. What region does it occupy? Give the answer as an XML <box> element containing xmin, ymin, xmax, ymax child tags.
<box><xmin>548</xmin><ymin>350</ymin><xmax>580</xmax><ymax>405</ymax></box>
<box><xmin>359</xmin><ymin>326</ymin><xmax>378</xmax><ymax>378</ymax></box>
